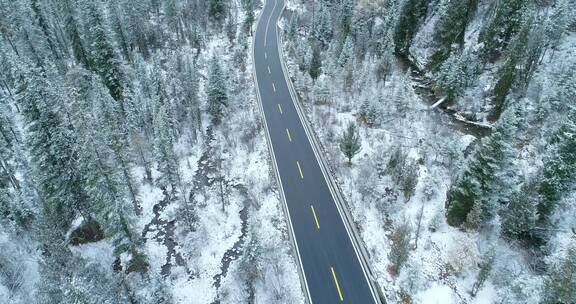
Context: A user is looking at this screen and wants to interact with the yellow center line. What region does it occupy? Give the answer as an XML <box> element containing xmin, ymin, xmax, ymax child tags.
<box><xmin>278</xmin><ymin>104</ymin><xmax>283</xmax><ymax>114</ymax></box>
<box><xmin>331</xmin><ymin>267</ymin><xmax>344</xmax><ymax>301</ymax></box>
<box><xmin>311</xmin><ymin>205</ymin><xmax>320</xmax><ymax>229</ymax></box>
<box><xmin>286</xmin><ymin>128</ymin><xmax>292</xmax><ymax>142</ymax></box>
<box><xmin>272</xmin><ymin>82</ymin><xmax>276</xmax><ymax>92</ymax></box>
<box><xmin>268</xmin><ymin>66</ymin><xmax>271</xmax><ymax>74</ymax></box>
<box><xmin>296</xmin><ymin>161</ymin><xmax>304</xmax><ymax>179</ymax></box>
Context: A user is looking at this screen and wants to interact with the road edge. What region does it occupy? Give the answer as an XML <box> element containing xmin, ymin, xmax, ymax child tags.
<box><xmin>250</xmin><ymin>1</ymin><xmax>313</xmax><ymax>303</ymax></box>
<box><xmin>275</xmin><ymin>2</ymin><xmax>387</xmax><ymax>304</ymax></box>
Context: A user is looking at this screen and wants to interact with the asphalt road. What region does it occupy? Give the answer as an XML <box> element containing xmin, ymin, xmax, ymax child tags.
<box><xmin>252</xmin><ymin>0</ymin><xmax>379</xmax><ymax>303</ymax></box>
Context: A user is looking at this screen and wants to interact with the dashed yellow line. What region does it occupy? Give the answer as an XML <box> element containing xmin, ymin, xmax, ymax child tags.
<box><xmin>296</xmin><ymin>161</ymin><xmax>304</xmax><ymax>179</ymax></box>
<box><xmin>278</xmin><ymin>104</ymin><xmax>283</xmax><ymax>114</ymax></box>
<box><xmin>286</xmin><ymin>128</ymin><xmax>292</xmax><ymax>142</ymax></box>
<box><xmin>331</xmin><ymin>267</ymin><xmax>344</xmax><ymax>301</ymax></box>
<box><xmin>272</xmin><ymin>82</ymin><xmax>276</xmax><ymax>92</ymax></box>
<box><xmin>311</xmin><ymin>205</ymin><xmax>320</xmax><ymax>229</ymax></box>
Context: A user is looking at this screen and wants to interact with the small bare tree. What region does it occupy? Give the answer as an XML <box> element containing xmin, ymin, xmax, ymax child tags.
<box><xmin>413</xmin><ymin>204</ymin><xmax>425</xmax><ymax>249</ymax></box>
<box><xmin>389</xmin><ymin>221</ymin><xmax>412</xmax><ymax>276</ymax></box>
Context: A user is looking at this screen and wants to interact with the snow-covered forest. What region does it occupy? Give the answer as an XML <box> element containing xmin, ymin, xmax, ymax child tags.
<box><xmin>0</xmin><ymin>0</ymin><xmax>305</xmax><ymax>303</ymax></box>
<box><xmin>1</xmin><ymin>0</ymin><xmax>575</xmax><ymax>303</ymax></box>
<box><xmin>283</xmin><ymin>0</ymin><xmax>576</xmax><ymax>303</ymax></box>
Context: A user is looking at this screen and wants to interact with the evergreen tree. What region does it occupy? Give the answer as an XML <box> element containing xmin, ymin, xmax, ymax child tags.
<box><xmin>446</xmin><ymin>124</ymin><xmax>513</xmax><ymax>227</ymax></box>
<box><xmin>437</xmin><ymin>52</ymin><xmax>468</xmax><ymax>102</ymax></box>
<box><xmin>60</xmin><ymin>0</ymin><xmax>90</xmax><ymax>67</ymax></box>
<box><xmin>500</xmin><ymin>183</ymin><xmax>538</xmax><ymax>241</ymax></box>
<box><xmin>359</xmin><ymin>95</ymin><xmax>380</xmax><ymax>127</ymax></box>
<box><xmin>337</xmin><ymin>36</ymin><xmax>354</xmax><ymax>67</ymax></box>
<box><xmin>14</xmin><ymin>62</ymin><xmax>88</xmax><ymax>230</ymax></box>
<box><xmin>375</xmin><ymin>26</ymin><xmax>395</xmax><ymax>82</ymax></box>
<box><xmin>479</xmin><ymin>0</ymin><xmax>527</xmax><ymax>62</ymax></box>
<box><xmin>83</xmin><ymin>1</ymin><xmax>126</xmax><ymax>106</ymax></box>
<box><xmin>242</xmin><ymin>0</ymin><xmax>255</xmax><ymax>35</ymax></box>
<box><xmin>339</xmin><ymin>122</ymin><xmax>362</xmax><ymax>165</ymax></box>
<box><xmin>309</xmin><ymin>45</ymin><xmax>322</xmax><ymax>82</ymax></box>
<box><xmin>313</xmin><ymin>3</ymin><xmax>333</xmax><ymax>49</ymax></box>
<box><xmin>207</xmin><ymin>54</ymin><xmax>228</xmax><ymax>123</ymax></box>
<box><xmin>489</xmin><ymin>17</ymin><xmax>532</xmax><ymax>121</ymax></box>
<box><xmin>36</xmin><ymin>224</ymin><xmax>75</xmax><ymax>303</ymax></box>
<box><xmin>287</xmin><ymin>14</ymin><xmax>299</xmax><ymax>43</ymax></box>
<box><xmin>226</xmin><ymin>11</ymin><xmax>237</xmax><ymax>44</ymax></box>
<box><xmin>164</xmin><ymin>0</ymin><xmax>182</xmax><ymax>39</ymax></box>
<box><xmin>209</xmin><ymin>0</ymin><xmax>227</xmax><ymax>24</ymax></box>
<box><xmin>542</xmin><ymin>245</ymin><xmax>576</xmax><ymax>304</ymax></box>
<box><xmin>339</xmin><ymin>0</ymin><xmax>355</xmax><ymax>41</ymax></box>
<box><xmin>119</xmin><ymin>0</ymin><xmax>151</xmax><ymax>59</ymax></box>
<box><xmin>537</xmin><ymin>113</ymin><xmax>576</xmax><ymax>221</ymax></box>
<box><xmin>543</xmin><ymin>0</ymin><xmax>574</xmax><ymax>57</ymax></box>
<box><xmin>394</xmin><ymin>0</ymin><xmax>428</xmax><ymax>54</ymax></box>
<box><xmin>472</xmin><ymin>249</ymin><xmax>495</xmax><ymax>296</ymax></box>
<box><xmin>153</xmin><ymin>104</ymin><xmax>180</xmax><ymax>192</ymax></box>
<box><xmin>108</xmin><ymin>2</ymin><xmax>132</xmax><ymax>62</ymax></box>
<box><xmin>181</xmin><ymin>58</ymin><xmax>201</xmax><ymax>141</ymax></box>
<box><xmin>429</xmin><ymin>0</ymin><xmax>478</xmax><ymax>69</ymax></box>
<box><xmin>30</xmin><ymin>0</ymin><xmax>62</xmax><ymax>62</ymax></box>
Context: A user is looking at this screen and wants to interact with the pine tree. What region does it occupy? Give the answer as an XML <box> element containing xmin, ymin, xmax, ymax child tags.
<box><xmin>242</xmin><ymin>0</ymin><xmax>255</xmax><ymax>35</ymax></box>
<box><xmin>164</xmin><ymin>0</ymin><xmax>182</xmax><ymax>39</ymax></box>
<box><xmin>500</xmin><ymin>183</ymin><xmax>538</xmax><ymax>241</ymax></box>
<box><xmin>83</xmin><ymin>1</ymin><xmax>126</xmax><ymax>106</ymax></box>
<box><xmin>339</xmin><ymin>122</ymin><xmax>362</xmax><ymax>165</ymax></box>
<box><xmin>394</xmin><ymin>0</ymin><xmax>428</xmax><ymax>54</ymax></box>
<box><xmin>472</xmin><ymin>249</ymin><xmax>495</xmax><ymax>296</ymax></box>
<box><xmin>339</xmin><ymin>0</ymin><xmax>355</xmax><ymax>41</ymax></box>
<box><xmin>375</xmin><ymin>27</ymin><xmax>395</xmax><ymax>82</ymax></box>
<box><xmin>108</xmin><ymin>2</ymin><xmax>132</xmax><ymax>62</ymax></box>
<box><xmin>479</xmin><ymin>0</ymin><xmax>527</xmax><ymax>62</ymax></box>
<box><xmin>337</xmin><ymin>36</ymin><xmax>354</xmax><ymax>67</ymax></box>
<box><xmin>30</xmin><ymin>0</ymin><xmax>62</xmax><ymax>62</ymax></box>
<box><xmin>543</xmin><ymin>0</ymin><xmax>574</xmax><ymax>58</ymax></box>
<box><xmin>207</xmin><ymin>54</ymin><xmax>228</xmax><ymax>123</ymax></box>
<box><xmin>181</xmin><ymin>58</ymin><xmax>201</xmax><ymax>141</ymax></box>
<box><xmin>153</xmin><ymin>104</ymin><xmax>180</xmax><ymax>192</ymax></box>
<box><xmin>359</xmin><ymin>95</ymin><xmax>380</xmax><ymax>127</ymax></box>
<box><xmin>535</xmin><ymin>60</ymin><xmax>576</xmax><ymax>222</ymax></box>
<box><xmin>542</xmin><ymin>245</ymin><xmax>576</xmax><ymax>304</ymax></box>
<box><xmin>313</xmin><ymin>3</ymin><xmax>333</xmax><ymax>49</ymax></box>
<box><xmin>14</xmin><ymin>61</ymin><xmax>88</xmax><ymax>230</ymax></box>
<box><xmin>446</xmin><ymin>124</ymin><xmax>513</xmax><ymax>227</ymax></box>
<box><xmin>309</xmin><ymin>45</ymin><xmax>322</xmax><ymax>82</ymax></box>
<box><xmin>36</xmin><ymin>224</ymin><xmax>75</xmax><ymax>303</ymax></box>
<box><xmin>537</xmin><ymin>113</ymin><xmax>576</xmax><ymax>222</ymax></box>
<box><xmin>119</xmin><ymin>0</ymin><xmax>151</xmax><ymax>59</ymax></box>
<box><xmin>60</xmin><ymin>0</ymin><xmax>90</xmax><ymax>67</ymax></box>
<box><xmin>437</xmin><ymin>52</ymin><xmax>468</xmax><ymax>102</ymax></box>
<box><xmin>209</xmin><ymin>0</ymin><xmax>227</xmax><ymax>24</ymax></box>
<box><xmin>287</xmin><ymin>14</ymin><xmax>299</xmax><ymax>43</ymax></box>
<box><xmin>489</xmin><ymin>17</ymin><xmax>532</xmax><ymax>121</ymax></box>
<box><xmin>429</xmin><ymin>0</ymin><xmax>478</xmax><ymax>69</ymax></box>
<box><xmin>226</xmin><ymin>11</ymin><xmax>237</xmax><ymax>44</ymax></box>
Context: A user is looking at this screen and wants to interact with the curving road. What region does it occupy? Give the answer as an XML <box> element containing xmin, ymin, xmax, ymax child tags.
<box><xmin>252</xmin><ymin>0</ymin><xmax>380</xmax><ymax>303</ymax></box>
